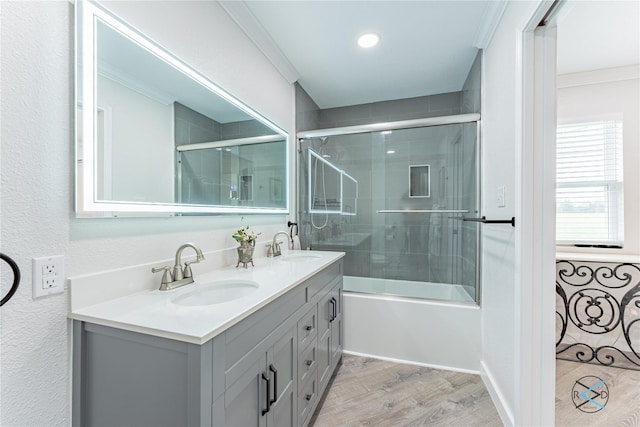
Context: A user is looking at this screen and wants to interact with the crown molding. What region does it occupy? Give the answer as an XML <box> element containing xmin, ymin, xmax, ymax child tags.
<box><xmin>557</xmin><ymin>65</ymin><xmax>640</xmax><ymax>88</ymax></box>
<box><xmin>219</xmin><ymin>1</ymin><xmax>300</xmax><ymax>84</ymax></box>
<box><xmin>473</xmin><ymin>1</ymin><xmax>508</xmax><ymax>49</ymax></box>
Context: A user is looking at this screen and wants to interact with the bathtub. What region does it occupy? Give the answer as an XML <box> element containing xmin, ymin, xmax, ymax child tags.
<box><xmin>344</xmin><ymin>275</ymin><xmax>474</xmax><ymax>302</ymax></box>
<box><xmin>342</xmin><ymin>276</ymin><xmax>481</xmax><ymax>373</ymax></box>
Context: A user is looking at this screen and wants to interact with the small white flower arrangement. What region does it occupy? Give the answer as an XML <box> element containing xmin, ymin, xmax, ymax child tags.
<box><xmin>232</xmin><ymin>218</ymin><xmax>260</xmax><ymax>245</ymax></box>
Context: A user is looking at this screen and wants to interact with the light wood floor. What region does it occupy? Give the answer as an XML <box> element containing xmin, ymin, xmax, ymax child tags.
<box><xmin>310</xmin><ymin>355</ymin><xmax>502</xmax><ymax>426</ymax></box>
<box><xmin>311</xmin><ymin>355</ymin><xmax>640</xmax><ymax>427</ymax></box>
<box><xmin>555</xmin><ymin>359</ymin><xmax>640</xmax><ymax>427</ymax></box>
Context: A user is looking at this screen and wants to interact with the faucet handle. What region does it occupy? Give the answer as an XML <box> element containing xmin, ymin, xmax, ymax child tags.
<box><xmin>183</xmin><ymin>259</ymin><xmax>200</xmax><ymax>279</ymax></box>
<box><xmin>151</xmin><ymin>266</ymin><xmax>173</xmax><ymax>287</ymax></box>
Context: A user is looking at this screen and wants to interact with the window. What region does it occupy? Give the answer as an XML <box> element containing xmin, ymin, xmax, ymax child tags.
<box><xmin>556</xmin><ymin>120</ymin><xmax>624</xmax><ymax>246</ymax></box>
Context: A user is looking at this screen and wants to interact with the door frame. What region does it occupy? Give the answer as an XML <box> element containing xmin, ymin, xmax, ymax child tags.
<box><xmin>515</xmin><ymin>1</ymin><xmax>559</xmax><ymax>425</ymax></box>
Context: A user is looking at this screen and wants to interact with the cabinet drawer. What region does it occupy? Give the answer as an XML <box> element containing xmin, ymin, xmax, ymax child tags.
<box><xmin>225</xmin><ymin>285</ymin><xmax>305</xmax><ymax>371</ymax></box>
<box><xmin>297</xmin><ymin>306</ymin><xmax>317</xmax><ymax>349</ymax></box>
<box><xmin>305</xmin><ymin>261</ymin><xmax>342</xmax><ymax>301</ymax></box>
<box><xmin>298</xmin><ymin>374</ymin><xmax>318</xmax><ymax>425</ymax></box>
<box><xmin>298</xmin><ymin>340</ymin><xmax>317</xmax><ymax>386</ymax></box>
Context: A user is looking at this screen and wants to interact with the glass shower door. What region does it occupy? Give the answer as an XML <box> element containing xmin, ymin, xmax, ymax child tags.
<box><xmin>298</xmin><ymin>122</ymin><xmax>480</xmax><ymax>303</ymax></box>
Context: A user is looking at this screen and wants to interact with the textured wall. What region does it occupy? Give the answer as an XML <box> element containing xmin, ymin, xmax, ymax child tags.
<box><xmin>0</xmin><ymin>2</ymin><xmax>293</xmax><ymax>425</ymax></box>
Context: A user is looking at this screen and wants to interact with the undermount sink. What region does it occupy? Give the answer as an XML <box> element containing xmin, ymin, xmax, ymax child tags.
<box><xmin>171</xmin><ymin>280</ymin><xmax>259</xmax><ymax>306</ymax></box>
<box><xmin>280</xmin><ymin>253</ymin><xmax>323</xmax><ymax>263</ymax></box>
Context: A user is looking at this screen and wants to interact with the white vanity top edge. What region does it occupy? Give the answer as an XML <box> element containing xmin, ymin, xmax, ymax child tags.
<box><xmin>68</xmin><ymin>251</ymin><xmax>345</xmax><ymax>344</ymax></box>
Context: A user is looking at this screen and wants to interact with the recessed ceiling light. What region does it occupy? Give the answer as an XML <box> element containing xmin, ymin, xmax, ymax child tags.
<box><xmin>382</xmin><ymin>131</ymin><xmax>392</xmax><ymax>135</ymax></box>
<box><xmin>386</xmin><ymin>150</ymin><xmax>395</xmax><ymax>155</ymax></box>
<box><xmin>358</xmin><ymin>33</ymin><xmax>380</xmax><ymax>49</ymax></box>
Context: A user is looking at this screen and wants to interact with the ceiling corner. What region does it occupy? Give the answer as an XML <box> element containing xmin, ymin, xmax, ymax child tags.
<box><xmin>472</xmin><ymin>1</ymin><xmax>508</xmax><ymax>49</ymax></box>
<box><xmin>218</xmin><ymin>0</ymin><xmax>300</xmax><ymax>84</ymax></box>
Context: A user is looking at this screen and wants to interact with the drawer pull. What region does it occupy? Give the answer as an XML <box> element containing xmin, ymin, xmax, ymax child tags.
<box><xmin>305</xmin><ymin>325</ymin><xmax>313</xmax><ymax>332</ymax></box>
<box><xmin>329</xmin><ymin>297</ymin><xmax>337</xmax><ymax>322</ymax></box>
<box><xmin>305</xmin><ymin>393</ymin><xmax>314</xmax><ymax>402</ymax></box>
<box><xmin>306</xmin><ymin>359</ymin><xmax>314</xmax><ymax>366</ymax></box>
<box><xmin>269</xmin><ymin>364</ymin><xmax>278</xmax><ymax>405</ymax></box>
<box><xmin>261</xmin><ymin>372</ymin><xmax>271</xmax><ymax>415</ymax></box>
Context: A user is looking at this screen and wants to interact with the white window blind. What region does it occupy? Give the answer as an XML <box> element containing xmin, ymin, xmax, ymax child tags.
<box><xmin>556</xmin><ymin>120</ymin><xmax>624</xmax><ymax>246</ymax></box>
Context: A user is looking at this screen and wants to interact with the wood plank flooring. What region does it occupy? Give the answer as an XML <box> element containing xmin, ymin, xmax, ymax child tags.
<box><xmin>555</xmin><ymin>359</ymin><xmax>640</xmax><ymax>427</ymax></box>
<box><xmin>311</xmin><ymin>355</ymin><xmax>640</xmax><ymax>427</ymax></box>
<box><xmin>310</xmin><ymin>355</ymin><xmax>502</xmax><ymax>426</ymax></box>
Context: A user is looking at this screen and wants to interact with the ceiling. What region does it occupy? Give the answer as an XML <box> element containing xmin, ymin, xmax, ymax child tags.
<box><xmin>227</xmin><ymin>1</ymin><xmax>504</xmax><ymax>109</ymax></box>
<box><xmin>223</xmin><ymin>1</ymin><xmax>639</xmax><ymax>110</ymax></box>
<box><xmin>557</xmin><ymin>0</ymin><xmax>640</xmax><ymax>75</ymax></box>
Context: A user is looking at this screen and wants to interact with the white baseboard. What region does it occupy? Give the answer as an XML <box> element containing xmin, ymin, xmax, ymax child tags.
<box><xmin>343</xmin><ymin>350</ymin><xmax>481</xmax><ymax>375</ymax></box>
<box><xmin>480</xmin><ymin>360</ymin><xmax>514</xmax><ymax>427</ymax></box>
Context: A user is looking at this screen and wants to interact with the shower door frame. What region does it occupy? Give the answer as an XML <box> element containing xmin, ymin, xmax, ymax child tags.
<box><xmin>297</xmin><ymin>113</ymin><xmax>483</xmax><ymax>303</ymax></box>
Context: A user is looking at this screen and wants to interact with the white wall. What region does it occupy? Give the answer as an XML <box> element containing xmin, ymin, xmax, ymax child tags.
<box><xmin>557</xmin><ymin>73</ymin><xmax>640</xmax><ymax>257</ymax></box>
<box><xmin>480</xmin><ymin>1</ymin><xmax>543</xmax><ymax>424</ymax></box>
<box><xmin>0</xmin><ymin>1</ymin><xmax>294</xmax><ymax>425</ymax></box>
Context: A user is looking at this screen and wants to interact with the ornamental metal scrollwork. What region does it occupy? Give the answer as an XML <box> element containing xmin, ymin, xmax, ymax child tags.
<box><xmin>556</xmin><ymin>260</ymin><xmax>640</xmax><ymax>370</ymax></box>
<box><xmin>621</xmin><ymin>281</ymin><xmax>640</xmax><ymax>361</ymax></box>
<box><xmin>556</xmin><ymin>343</ymin><xmax>640</xmax><ymax>369</ymax></box>
<box><xmin>568</xmin><ymin>289</ymin><xmax>620</xmax><ymax>334</ymax></box>
<box><xmin>556</xmin><ymin>282</ymin><xmax>568</xmax><ymax>346</ymax></box>
<box><xmin>594</xmin><ymin>263</ymin><xmax>639</xmax><ymax>289</ymax></box>
<box><xmin>557</xmin><ymin>260</ymin><xmax>594</xmax><ymax>287</ymax></box>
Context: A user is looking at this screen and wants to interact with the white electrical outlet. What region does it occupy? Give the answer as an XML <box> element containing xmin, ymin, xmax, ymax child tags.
<box><xmin>33</xmin><ymin>255</ymin><xmax>65</xmax><ymax>298</ymax></box>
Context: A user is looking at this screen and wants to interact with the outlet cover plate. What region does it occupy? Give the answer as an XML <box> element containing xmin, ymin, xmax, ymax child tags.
<box><xmin>32</xmin><ymin>255</ymin><xmax>65</xmax><ymax>299</ymax></box>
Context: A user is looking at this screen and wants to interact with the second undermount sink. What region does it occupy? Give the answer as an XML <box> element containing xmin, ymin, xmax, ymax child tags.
<box><xmin>280</xmin><ymin>253</ymin><xmax>323</xmax><ymax>263</ymax></box>
<box><xmin>171</xmin><ymin>280</ymin><xmax>259</xmax><ymax>306</ymax></box>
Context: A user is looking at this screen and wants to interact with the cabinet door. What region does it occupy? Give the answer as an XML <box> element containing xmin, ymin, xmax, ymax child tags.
<box><xmin>266</xmin><ymin>326</ymin><xmax>296</xmax><ymax>427</ymax></box>
<box><xmin>317</xmin><ymin>289</ymin><xmax>334</xmax><ymax>390</ymax></box>
<box><xmin>329</xmin><ymin>284</ymin><xmax>343</xmax><ymax>369</ymax></box>
<box><xmin>224</xmin><ymin>356</ymin><xmax>268</xmax><ymax>427</ymax></box>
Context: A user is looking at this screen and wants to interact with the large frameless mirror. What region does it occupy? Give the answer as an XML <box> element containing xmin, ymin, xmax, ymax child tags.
<box><xmin>75</xmin><ymin>1</ymin><xmax>289</xmax><ymax>216</ymax></box>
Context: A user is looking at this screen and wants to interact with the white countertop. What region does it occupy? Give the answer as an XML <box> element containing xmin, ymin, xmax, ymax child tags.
<box><xmin>68</xmin><ymin>251</ymin><xmax>344</xmax><ymax>345</ymax></box>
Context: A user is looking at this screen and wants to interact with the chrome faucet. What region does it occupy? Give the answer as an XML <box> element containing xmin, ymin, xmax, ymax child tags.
<box><xmin>267</xmin><ymin>231</ymin><xmax>291</xmax><ymax>257</ymax></box>
<box><xmin>151</xmin><ymin>243</ymin><xmax>205</xmax><ymax>291</ymax></box>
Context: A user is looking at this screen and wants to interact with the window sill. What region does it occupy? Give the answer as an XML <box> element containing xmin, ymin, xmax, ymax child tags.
<box><xmin>556</xmin><ymin>251</ymin><xmax>640</xmax><ymax>264</ymax></box>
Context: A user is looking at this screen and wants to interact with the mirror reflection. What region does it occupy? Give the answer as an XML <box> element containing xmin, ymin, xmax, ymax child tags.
<box><xmin>76</xmin><ymin>2</ymin><xmax>288</xmax><ymax>215</ymax></box>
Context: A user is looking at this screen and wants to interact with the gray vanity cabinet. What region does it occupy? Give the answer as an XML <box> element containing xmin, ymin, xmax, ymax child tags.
<box><xmin>72</xmin><ymin>322</ymin><xmax>215</xmax><ymax>427</ymax></box>
<box><xmin>329</xmin><ymin>284</ymin><xmax>343</xmax><ymax>370</ymax></box>
<box><xmin>219</xmin><ymin>323</ymin><xmax>296</xmax><ymax>427</ymax></box>
<box><xmin>317</xmin><ymin>280</ymin><xmax>343</xmax><ymax>392</ymax></box>
<box><xmin>73</xmin><ymin>259</ymin><xmax>342</xmax><ymax>427</ymax></box>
